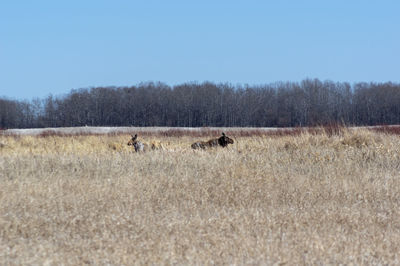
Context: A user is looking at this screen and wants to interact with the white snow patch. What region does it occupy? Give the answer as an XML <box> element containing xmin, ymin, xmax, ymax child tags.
<box><xmin>2</xmin><ymin>126</ymin><xmax>281</xmax><ymax>136</ymax></box>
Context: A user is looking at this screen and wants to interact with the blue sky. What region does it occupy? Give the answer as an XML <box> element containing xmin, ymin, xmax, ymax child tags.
<box><xmin>1</xmin><ymin>0</ymin><xmax>399</xmax><ymax>100</ymax></box>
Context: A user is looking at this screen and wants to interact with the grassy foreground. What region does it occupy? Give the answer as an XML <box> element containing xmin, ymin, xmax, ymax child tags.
<box><xmin>1</xmin><ymin>128</ymin><xmax>400</xmax><ymax>264</ymax></box>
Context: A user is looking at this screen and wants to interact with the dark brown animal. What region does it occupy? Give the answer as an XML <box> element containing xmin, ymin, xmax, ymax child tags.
<box><xmin>191</xmin><ymin>132</ymin><xmax>234</xmax><ymax>150</ymax></box>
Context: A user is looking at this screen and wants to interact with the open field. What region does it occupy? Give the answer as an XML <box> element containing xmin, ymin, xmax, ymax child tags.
<box><xmin>1</xmin><ymin>127</ymin><xmax>400</xmax><ymax>264</ymax></box>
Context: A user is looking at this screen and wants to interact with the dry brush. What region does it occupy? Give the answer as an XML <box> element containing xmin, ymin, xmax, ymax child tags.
<box><xmin>1</xmin><ymin>127</ymin><xmax>400</xmax><ymax>264</ymax></box>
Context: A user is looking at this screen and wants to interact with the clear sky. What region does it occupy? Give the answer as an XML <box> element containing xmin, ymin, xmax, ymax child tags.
<box><xmin>1</xmin><ymin>0</ymin><xmax>399</xmax><ymax>100</ymax></box>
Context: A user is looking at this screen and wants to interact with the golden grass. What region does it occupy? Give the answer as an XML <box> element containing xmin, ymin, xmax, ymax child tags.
<box><xmin>1</xmin><ymin>128</ymin><xmax>400</xmax><ymax>264</ymax></box>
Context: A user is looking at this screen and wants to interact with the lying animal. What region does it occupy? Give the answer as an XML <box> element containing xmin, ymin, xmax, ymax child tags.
<box><xmin>127</xmin><ymin>134</ymin><xmax>163</xmax><ymax>152</ymax></box>
<box><xmin>191</xmin><ymin>132</ymin><xmax>234</xmax><ymax>150</ymax></box>
<box><xmin>127</xmin><ymin>134</ymin><xmax>146</xmax><ymax>152</ymax></box>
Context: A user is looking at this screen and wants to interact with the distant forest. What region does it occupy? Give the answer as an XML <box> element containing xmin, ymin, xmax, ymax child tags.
<box><xmin>1</xmin><ymin>79</ymin><xmax>400</xmax><ymax>129</ymax></box>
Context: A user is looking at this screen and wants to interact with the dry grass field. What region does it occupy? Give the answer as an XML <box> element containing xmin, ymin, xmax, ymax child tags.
<box><xmin>1</xmin><ymin>127</ymin><xmax>400</xmax><ymax>265</ymax></box>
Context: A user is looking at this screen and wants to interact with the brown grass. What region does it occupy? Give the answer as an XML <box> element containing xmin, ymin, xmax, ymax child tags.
<box><xmin>1</xmin><ymin>127</ymin><xmax>400</xmax><ymax>264</ymax></box>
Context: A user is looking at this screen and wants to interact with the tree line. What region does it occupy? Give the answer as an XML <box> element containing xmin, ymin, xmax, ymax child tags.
<box><xmin>1</xmin><ymin>79</ymin><xmax>400</xmax><ymax>129</ymax></box>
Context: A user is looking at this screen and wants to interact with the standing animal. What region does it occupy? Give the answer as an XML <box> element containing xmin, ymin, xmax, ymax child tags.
<box><xmin>191</xmin><ymin>132</ymin><xmax>234</xmax><ymax>150</ymax></box>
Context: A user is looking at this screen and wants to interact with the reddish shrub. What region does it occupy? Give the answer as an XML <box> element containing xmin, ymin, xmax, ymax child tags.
<box><xmin>370</xmin><ymin>125</ymin><xmax>400</xmax><ymax>135</ymax></box>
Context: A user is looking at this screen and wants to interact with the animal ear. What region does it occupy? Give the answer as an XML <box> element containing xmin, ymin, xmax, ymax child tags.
<box><xmin>222</xmin><ymin>132</ymin><xmax>226</xmax><ymax>136</ymax></box>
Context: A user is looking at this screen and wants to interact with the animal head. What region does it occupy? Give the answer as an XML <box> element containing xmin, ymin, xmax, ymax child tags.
<box><xmin>218</xmin><ymin>132</ymin><xmax>234</xmax><ymax>147</ymax></box>
<box><xmin>127</xmin><ymin>134</ymin><xmax>138</xmax><ymax>146</ymax></box>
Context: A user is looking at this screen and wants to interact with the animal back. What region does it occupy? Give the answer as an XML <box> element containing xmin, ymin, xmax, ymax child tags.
<box><xmin>134</xmin><ymin>141</ymin><xmax>145</xmax><ymax>152</ymax></box>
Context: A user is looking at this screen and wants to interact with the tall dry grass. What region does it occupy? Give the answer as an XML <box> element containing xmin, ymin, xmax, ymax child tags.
<box><xmin>1</xmin><ymin>128</ymin><xmax>400</xmax><ymax>264</ymax></box>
